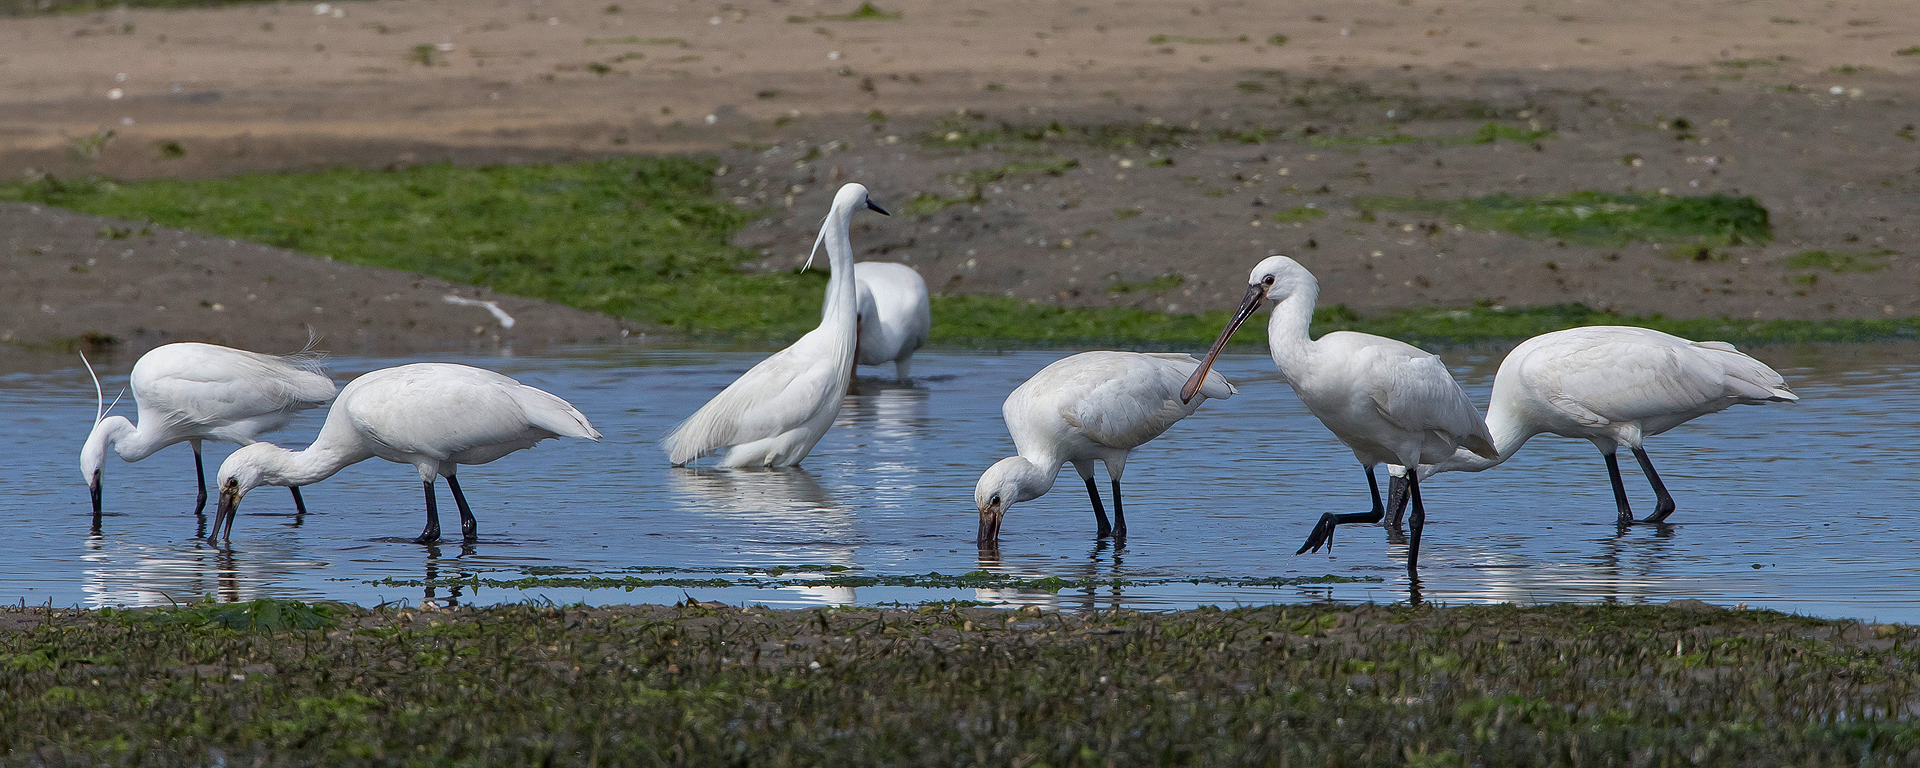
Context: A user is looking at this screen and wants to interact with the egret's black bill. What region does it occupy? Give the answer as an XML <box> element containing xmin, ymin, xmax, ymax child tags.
<box><xmin>1180</xmin><ymin>282</ymin><xmax>1270</xmax><ymax>403</ymax></box>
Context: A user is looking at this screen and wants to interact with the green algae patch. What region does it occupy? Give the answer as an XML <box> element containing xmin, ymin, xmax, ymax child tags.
<box><xmin>5</xmin><ymin>601</ymin><xmax>1918</xmax><ymax>766</ymax></box>
<box><xmin>1356</xmin><ymin>191</ymin><xmax>1772</xmax><ymax>247</ymax></box>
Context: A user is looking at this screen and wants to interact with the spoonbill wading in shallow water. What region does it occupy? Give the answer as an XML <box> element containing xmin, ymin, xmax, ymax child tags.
<box><xmin>975</xmin><ymin>351</ymin><xmax>1236</xmax><ymax>546</ymax></box>
<box><xmin>80</xmin><ymin>342</ymin><xmax>336</xmax><ymax>532</ymax></box>
<box><xmin>664</xmin><ymin>183</ymin><xmax>889</xmax><ymax>468</ymax></box>
<box><xmin>853</xmin><ymin>261</ymin><xmax>931</xmax><ymax>382</ymax></box>
<box><xmin>212</xmin><ymin>363</ymin><xmax>600</xmax><ymax>544</ymax></box>
<box><xmin>1182</xmin><ymin>255</ymin><xmax>1495</xmax><ymax>573</ymax></box>
<box><xmin>1387</xmin><ymin>325</ymin><xmax>1797</xmax><ymax>526</ymax></box>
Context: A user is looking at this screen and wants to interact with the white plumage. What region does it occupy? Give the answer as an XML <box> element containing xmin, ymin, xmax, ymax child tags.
<box><xmin>1406</xmin><ymin>325</ymin><xmax>1798</xmax><ymax>524</ymax></box>
<box><xmin>974</xmin><ymin>351</ymin><xmax>1235</xmax><ymax>545</ymax></box>
<box><xmin>211</xmin><ymin>363</ymin><xmax>600</xmax><ymax>544</ymax></box>
<box><xmin>663</xmin><ymin>183</ymin><xmax>890</xmax><ymax>468</ymax></box>
<box><xmin>853</xmin><ymin>261</ymin><xmax>931</xmax><ymax>381</ymax></box>
<box><xmin>1181</xmin><ymin>255</ymin><xmax>1494</xmax><ymax>572</ymax></box>
<box><xmin>79</xmin><ymin>341</ymin><xmax>336</xmax><ymax>530</ymax></box>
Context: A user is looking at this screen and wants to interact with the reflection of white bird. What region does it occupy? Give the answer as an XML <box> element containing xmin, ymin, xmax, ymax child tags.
<box><xmin>1182</xmin><ymin>255</ymin><xmax>1495</xmax><ymax>572</ymax></box>
<box><xmin>664</xmin><ymin>183</ymin><xmax>889</xmax><ymax>468</ymax></box>
<box><xmin>212</xmin><ymin>363</ymin><xmax>600</xmax><ymax>544</ymax></box>
<box><xmin>975</xmin><ymin>351</ymin><xmax>1235</xmax><ymax>546</ymax></box>
<box><xmin>853</xmin><ymin>262</ymin><xmax>930</xmax><ymax>381</ymax></box>
<box><xmin>1397</xmin><ymin>326</ymin><xmax>1797</xmax><ymax>525</ymax></box>
<box><xmin>79</xmin><ymin>342</ymin><xmax>336</xmax><ymax>531</ymax></box>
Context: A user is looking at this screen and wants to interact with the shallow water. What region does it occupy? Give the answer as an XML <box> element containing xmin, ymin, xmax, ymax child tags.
<box><xmin>1</xmin><ymin>342</ymin><xmax>1915</xmax><ymax>619</ymax></box>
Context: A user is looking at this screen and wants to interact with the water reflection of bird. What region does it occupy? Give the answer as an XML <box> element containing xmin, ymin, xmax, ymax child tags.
<box><xmin>211</xmin><ymin>363</ymin><xmax>600</xmax><ymax>544</ymax></box>
<box><xmin>853</xmin><ymin>262</ymin><xmax>930</xmax><ymax>382</ymax></box>
<box><xmin>664</xmin><ymin>183</ymin><xmax>890</xmax><ymax>468</ymax></box>
<box><xmin>1401</xmin><ymin>326</ymin><xmax>1798</xmax><ymax>525</ymax></box>
<box><xmin>667</xmin><ymin>467</ymin><xmax>858</xmax><ymax>606</ymax></box>
<box><xmin>1183</xmin><ymin>255</ymin><xmax>1495</xmax><ymax>574</ymax></box>
<box><xmin>79</xmin><ymin>342</ymin><xmax>336</xmax><ymax>532</ymax></box>
<box><xmin>975</xmin><ymin>351</ymin><xmax>1236</xmax><ymax>546</ymax></box>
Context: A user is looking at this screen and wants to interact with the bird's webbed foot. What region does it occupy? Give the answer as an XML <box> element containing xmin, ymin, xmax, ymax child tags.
<box><xmin>1296</xmin><ymin>509</ymin><xmax>1387</xmax><ymax>556</ymax></box>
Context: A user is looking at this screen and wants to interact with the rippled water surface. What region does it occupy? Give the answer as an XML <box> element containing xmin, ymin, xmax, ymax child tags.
<box><xmin>2</xmin><ymin>342</ymin><xmax>1915</xmax><ymax>619</ymax></box>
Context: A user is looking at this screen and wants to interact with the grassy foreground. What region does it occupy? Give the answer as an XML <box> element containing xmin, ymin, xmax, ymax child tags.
<box><xmin>7</xmin><ymin>162</ymin><xmax>1920</xmax><ymax>347</ymax></box>
<box><xmin>5</xmin><ymin>600</ymin><xmax>1920</xmax><ymax>766</ymax></box>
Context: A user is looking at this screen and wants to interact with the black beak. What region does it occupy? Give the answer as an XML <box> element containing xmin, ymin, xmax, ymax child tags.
<box><xmin>210</xmin><ymin>486</ymin><xmax>239</xmax><ymax>544</ymax></box>
<box><xmin>89</xmin><ymin>471</ymin><xmax>102</xmax><ymax>531</ymax></box>
<box><xmin>976</xmin><ymin>506</ymin><xmax>1004</xmax><ymax>547</ymax></box>
<box><xmin>1181</xmin><ymin>282</ymin><xmax>1270</xmax><ymax>403</ymax></box>
<box><xmin>867</xmin><ymin>199</ymin><xmax>890</xmax><ymax>216</ymax></box>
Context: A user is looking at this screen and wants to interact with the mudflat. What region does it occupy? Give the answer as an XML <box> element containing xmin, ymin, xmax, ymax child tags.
<box><xmin>2</xmin><ymin>0</ymin><xmax>1917</xmax><ymax>355</ymax></box>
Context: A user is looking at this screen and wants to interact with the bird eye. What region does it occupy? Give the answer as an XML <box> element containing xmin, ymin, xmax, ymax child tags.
<box><xmin>1262</xmin><ymin>275</ymin><xmax>1276</xmax><ymax>286</ymax></box>
<box><xmin>989</xmin><ymin>494</ymin><xmax>1001</xmax><ymax>506</ymax></box>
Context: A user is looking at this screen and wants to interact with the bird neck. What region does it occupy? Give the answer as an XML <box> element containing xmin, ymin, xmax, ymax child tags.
<box><xmin>816</xmin><ymin>204</ymin><xmax>860</xmax><ymax>351</ymax></box>
<box><xmin>1008</xmin><ymin>455</ymin><xmax>1061</xmax><ymax>503</ymax></box>
<box><xmin>1264</xmin><ymin>279</ymin><xmax>1321</xmax><ymax>374</ymax></box>
<box><xmin>245</xmin><ymin>439</ymin><xmax>364</xmax><ymax>489</ymax></box>
<box><xmin>1428</xmin><ymin>396</ymin><xmax>1536</xmax><ymax>475</ymax></box>
<box><xmin>92</xmin><ymin>415</ymin><xmax>163</xmax><ymax>462</ymax></box>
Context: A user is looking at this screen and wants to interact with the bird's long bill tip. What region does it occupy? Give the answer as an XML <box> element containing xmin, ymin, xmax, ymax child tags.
<box><xmin>866</xmin><ymin>199</ymin><xmax>890</xmax><ymax>216</ymax></box>
<box><xmin>976</xmin><ymin>509</ymin><xmax>1002</xmax><ymax>547</ymax></box>
<box><xmin>213</xmin><ymin>487</ymin><xmax>239</xmax><ymax>540</ymax></box>
<box><xmin>89</xmin><ymin>476</ymin><xmax>102</xmax><ymax>516</ymax></box>
<box><xmin>1181</xmin><ymin>282</ymin><xmax>1269</xmax><ymax>403</ymax></box>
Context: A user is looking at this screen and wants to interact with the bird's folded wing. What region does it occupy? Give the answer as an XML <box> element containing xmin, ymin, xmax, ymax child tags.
<box><xmin>1062</xmin><ymin>360</ymin><xmax>1201</xmax><ymax>450</ymax></box>
<box><xmin>1364</xmin><ymin>349</ymin><xmax>1494</xmax><ymax>449</ymax></box>
<box><xmin>1540</xmin><ymin>341</ymin><xmax>1728</xmax><ymax>424</ymax></box>
<box><xmin>665</xmin><ymin>344</ymin><xmax>842</xmax><ymax>458</ymax></box>
<box><xmin>145</xmin><ymin>360</ymin><xmax>335</xmax><ymax>428</ymax></box>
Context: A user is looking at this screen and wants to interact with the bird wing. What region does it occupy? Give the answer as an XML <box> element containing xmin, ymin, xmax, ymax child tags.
<box><xmin>344</xmin><ymin>365</ymin><xmax>577</xmax><ymax>462</ymax></box>
<box><xmin>1058</xmin><ymin>353</ymin><xmax>1224</xmax><ymax>451</ymax></box>
<box><xmin>1529</xmin><ymin>336</ymin><xmax>1735</xmax><ymax>426</ymax></box>
<box><xmin>1359</xmin><ymin>345</ymin><xmax>1497</xmax><ymax>457</ymax></box>
<box><xmin>137</xmin><ymin>346</ymin><xmax>336</xmax><ymax>432</ymax></box>
<box><xmin>663</xmin><ymin>332</ymin><xmax>847</xmax><ymax>463</ymax></box>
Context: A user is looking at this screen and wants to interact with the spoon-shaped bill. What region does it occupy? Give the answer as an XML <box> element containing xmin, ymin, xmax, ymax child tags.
<box><xmin>977</xmin><ymin>504</ymin><xmax>1003</xmax><ymax>546</ymax></box>
<box><xmin>1180</xmin><ymin>281</ymin><xmax>1270</xmax><ymax>403</ymax></box>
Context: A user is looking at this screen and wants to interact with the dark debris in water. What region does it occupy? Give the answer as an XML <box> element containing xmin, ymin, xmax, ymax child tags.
<box><xmin>6</xmin><ymin>600</ymin><xmax>1920</xmax><ymax>765</ymax></box>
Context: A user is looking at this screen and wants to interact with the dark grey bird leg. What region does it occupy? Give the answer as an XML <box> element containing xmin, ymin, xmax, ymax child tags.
<box><xmin>1085</xmin><ymin>477</ymin><xmax>1113</xmax><ymax>539</ymax></box>
<box><xmin>445</xmin><ymin>475</ymin><xmax>479</xmax><ymax>542</ymax></box>
<box><xmin>1405</xmin><ymin>471</ymin><xmax>1428</xmax><ymax>575</ymax></box>
<box><xmin>1110</xmin><ymin>479</ymin><xmax>1126</xmax><ymax>540</ymax></box>
<box><xmin>1298</xmin><ymin>465</ymin><xmax>1390</xmax><ymax>555</ymax></box>
<box><xmin>192</xmin><ymin>440</ymin><xmax>208</xmax><ymax>516</ymax></box>
<box><xmin>1603</xmin><ymin>452</ymin><xmax>1635</xmax><ymax>527</ymax></box>
<box><xmin>1631</xmin><ymin>447</ymin><xmax>1678</xmax><ymax>524</ymax></box>
<box><xmin>414</xmin><ymin>480</ymin><xmax>442</xmax><ymax>544</ymax></box>
<box><xmin>290</xmin><ymin>487</ymin><xmax>309</xmax><ymax>518</ymax></box>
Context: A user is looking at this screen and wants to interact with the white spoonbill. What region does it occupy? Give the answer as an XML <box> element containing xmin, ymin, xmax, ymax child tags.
<box><xmin>211</xmin><ymin>363</ymin><xmax>600</xmax><ymax>544</ymax></box>
<box><xmin>1181</xmin><ymin>255</ymin><xmax>1496</xmax><ymax>573</ymax></box>
<box><xmin>853</xmin><ymin>261</ymin><xmax>931</xmax><ymax>381</ymax></box>
<box><xmin>664</xmin><ymin>183</ymin><xmax>889</xmax><ymax>468</ymax></box>
<box><xmin>1387</xmin><ymin>325</ymin><xmax>1797</xmax><ymax>526</ymax></box>
<box><xmin>975</xmin><ymin>351</ymin><xmax>1236</xmax><ymax>546</ymax></box>
<box><xmin>79</xmin><ymin>342</ymin><xmax>336</xmax><ymax>531</ymax></box>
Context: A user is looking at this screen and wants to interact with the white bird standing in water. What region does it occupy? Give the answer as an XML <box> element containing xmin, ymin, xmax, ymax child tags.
<box><xmin>853</xmin><ymin>262</ymin><xmax>931</xmax><ymax>381</ymax></box>
<box><xmin>1386</xmin><ymin>325</ymin><xmax>1797</xmax><ymax>526</ymax></box>
<box><xmin>1182</xmin><ymin>255</ymin><xmax>1496</xmax><ymax>573</ymax></box>
<box><xmin>79</xmin><ymin>342</ymin><xmax>336</xmax><ymax>532</ymax></box>
<box><xmin>974</xmin><ymin>351</ymin><xmax>1236</xmax><ymax>546</ymax></box>
<box><xmin>211</xmin><ymin>363</ymin><xmax>600</xmax><ymax>544</ymax></box>
<box><xmin>664</xmin><ymin>183</ymin><xmax>889</xmax><ymax>467</ymax></box>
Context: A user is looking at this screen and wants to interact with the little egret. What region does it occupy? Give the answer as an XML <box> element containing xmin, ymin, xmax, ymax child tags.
<box><xmin>975</xmin><ymin>351</ymin><xmax>1236</xmax><ymax>546</ymax></box>
<box><xmin>853</xmin><ymin>261</ymin><xmax>931</xmax><ymax>381</ymax></box>
<box><xmin>211</xmin><ymin>363</ymin><xmax>600</xmax><ymax>544</ymax></box>
<box><xmin>664</xmin><ymin>183</ymin><xmax>889</xmax><ymax>467</ymax></box>
<box><xmin>79</xmin><ymin>342</ymin><xmax>336</xmax><ymax>531</ymax></box>
<box><xmin>1181</xmin><ymin>255</ymin><xmax>1495</xmax><ymax>573</ymax></box>
<box><xmin>1390</xmin><ymin>325</ymin><xmax>1797</xmax><ymax>525</ymax></box>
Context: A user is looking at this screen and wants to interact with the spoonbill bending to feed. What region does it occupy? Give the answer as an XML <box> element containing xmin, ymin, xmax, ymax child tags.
<box><xmin>975</xmin><ymin>351</ymin><xmax>1236</xmax><ymax>546</ymax></box>
<box><xmin>211</xmin><ymin>363</ymin><xmax>600</xmax><ymax>544</ymax></box>
<box><xmin>853</xmin><ymin>262</ymin><xmax>931</xmax><ymax>381</ymax></box>
<box><xmin>664</xmin><ymin>183</ymin><xmax>889</xmax><ymax>467</ymax></box>
<box><xmin>1387</xmin><ymin>325</ymin><xmax>1797</xmax><ymax>526</ymax></box>
<box><xmin>1181</xmin><ymin>255</ymin><xmax>1495</xmax><ymax>573</ymax></box>
<box><xmin>80</xmin><ymin>342</ymin><xmax>336</xmax><ymax>531</ymax></box>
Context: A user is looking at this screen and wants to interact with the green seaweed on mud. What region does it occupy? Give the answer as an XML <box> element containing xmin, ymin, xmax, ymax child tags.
<box><xmin>5</xmin><ymin>601</ymin><xmax>1920</xmax><ymax>766</ymax></box>
<box><xmin>5</xmin><ymin>163</ymin><xmax>1914</xmax><ymax>348</ymax></box>
<box><xmin>1355</xmin><ymin>190</ymin><xmax>1772</xmax><ymax>247</ymax></box>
